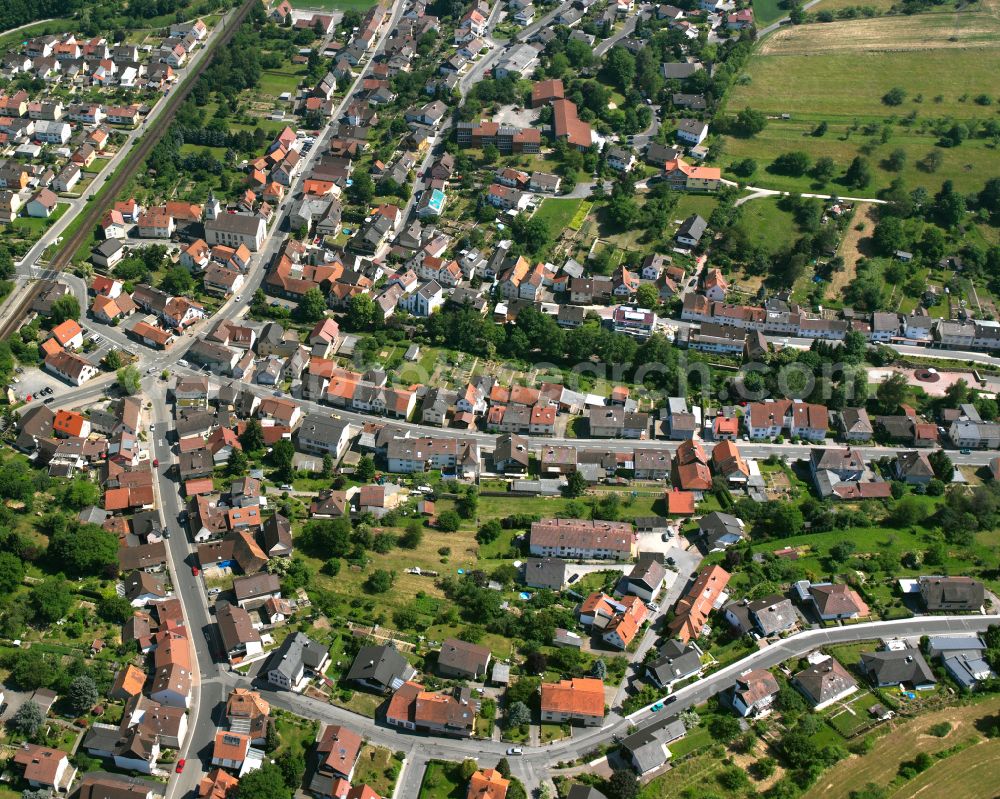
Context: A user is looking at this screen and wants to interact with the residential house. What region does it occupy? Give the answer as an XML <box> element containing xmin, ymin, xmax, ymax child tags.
<box><xmin>793</xmin><ymin>656</ymin><xmax>858</xmax><ymax>709</ymax></box>
<box><xmin>540</xmin><ymin>678</ymin><xmax>605</xmax><ymax>726</ymax></box>
<box><xmin>918</xmin><ymin>576</ymin><xmax>985</xmax><ymax>612</ymax></box>
<box><xmin>437</xmin><ymin>638</ymin><xmax>491</xmax><ymax>680</ymax></box>
<box><xmin>804</xmin><ymin>582</ymin><xmax>869</xmax><ymax>621</ymax></box>
<box><xmin>263</xmin><ymin>632</ymin><xmax>330</xmax><ymax>691</ymax></box>
<box><xmin>528</xmin><ymin>518</ymin><xmax>636</xmax><ymax>560</ymax></box>
<box><xmin>646</xmin><ymin>639</ymin><xmax>702</xmax><ymax>689</ymax></box>
<box><xmin>730</xmin><ymin>670</ymin><xmax>779</xmax><ymax>717</ymax></box>
<box><xmin>698</xmin><ymin>511</ymin><xmax>745</xmax><ymax>552</ymax></box>
<box><xmin>386</xmin><ymin>683</ymin><xmax>477</xmax><ymax>738</ymax></box>
<box><xmin>345</xmin><ymin>645</ymin><xmax>416</xmax><ymax>693</ymax></box>
<box><xmin>668</xmin><ymin>565</ymin><xmax>730</xmax><ymax>643</ymax></box>
<box><xmin>860</xmin><ymin>649</ymin><xmax>936</xmax><ymax>690</ymax></box>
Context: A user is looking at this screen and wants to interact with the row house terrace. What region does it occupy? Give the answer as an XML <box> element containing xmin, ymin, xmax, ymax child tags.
<box><xmin>745</xmin><ymin>399</ymin><xmax>829</xmax><ymax>442</ymax></box>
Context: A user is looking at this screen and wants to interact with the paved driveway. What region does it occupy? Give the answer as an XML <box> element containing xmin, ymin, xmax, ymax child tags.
<box><xmin>0</xmin><ymin>686</ymin><xmax>33</xmax><ymax>722</ymax></box>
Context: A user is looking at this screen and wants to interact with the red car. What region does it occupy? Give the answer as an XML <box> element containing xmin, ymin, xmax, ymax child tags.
<box><xmin>152</xmin><ymin>458</ymin><xmax>159</xmax><ymax>467</ymax></box>
<box><xmin>191</xmin><ymin>566</ymin><xmax>200</xmax><ymax>577</ymax></box>
<box><xmin>175</xmin><ymin>759</ymin><xmax>185</xmax><ymax>773</ymax></box>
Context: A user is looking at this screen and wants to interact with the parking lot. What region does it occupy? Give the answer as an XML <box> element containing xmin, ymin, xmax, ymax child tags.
<box><xmin>10</xmin><ymin>366</ymin><xmax>64</xmax><ymax>403</ymax></box>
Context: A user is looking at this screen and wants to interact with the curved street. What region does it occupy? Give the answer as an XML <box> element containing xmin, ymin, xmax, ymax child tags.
<box><xmin>5</xmin><ymin>0</ymin><xmax>1000</xmax><ymax>795</ymax></box>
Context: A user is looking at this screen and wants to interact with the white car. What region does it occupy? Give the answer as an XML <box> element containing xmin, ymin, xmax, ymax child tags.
<box><xmin>506</xmin><ymin>747</ymin><xmax>523</xmax><ymax>756</ymax></box>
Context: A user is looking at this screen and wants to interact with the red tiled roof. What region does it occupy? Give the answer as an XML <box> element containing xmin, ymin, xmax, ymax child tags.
<box><xmin>540</xmin><ymin>678</ymin><xmax>604</xmax><ymax>718</ymax></box>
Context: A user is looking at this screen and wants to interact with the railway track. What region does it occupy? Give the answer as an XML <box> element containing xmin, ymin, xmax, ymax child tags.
<box><xmin>0</xmin><ymin>282</ymin><xmax>42</xmax><ymax>341</ymax></box>
<box><xmin>46</xmin><ymin>0</ymin><xmax>256</xmax><ymax>273</ymax></box>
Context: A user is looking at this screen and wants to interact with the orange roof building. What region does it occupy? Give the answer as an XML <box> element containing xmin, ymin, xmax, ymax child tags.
<box><xmin>551</xmin><ymin>99</ymin><xmax>592</xmax><ymax>150</ymax></box>
<box><xmin>199</xmin><ymin>768</ymin><xmax>239</xmax><ymax>799</ymax></box>
<box><xmin>666</xmin><ymin>490</ymin><xmax>696</xmax><ymax>515</ymax></box>
<box><xmin>111</xmin><ymin>664</ymin><xmax>147</xmax><ymax>700</ymax></box>
<box><xmin>713</xmin><ymin>415</ymin><xmax>739</xmax><ymax>439</ymax></box>
<box><xmin>711</xmin><ymin>439</ymin><xmax>750</xmax><ymax>480</ymax></box>
<box><xmin>600</xmin><ymin>594</ymin><xmax>649</xmax><ymax>649</ymax></box>
<box><xmin>50</xmin><ymin>318</ymin><xmax>83</xmax><ymax>347</ymax></box>
<box><xmin>53</xmin><ymin>409</ymin><xmax>88</xmax><ymax>437</ymax></box>
<box><xmin>531</xmin><ymin>78</ymin><xmax>564</xmax><ymax>108</ymax></box>
<box><xmin>668</xmin><ymin>564</ymin><xmax>731</xmax><ymax>643</ymax></box>
<box><xmin>540</xmin><ymin>677</ymin><xmax>605</xmax><ymax>726</ymax></box>
<box><xmin>468</xmin><ymin>768</ymin><xmax>509</xmax><ymax>799</ymax></box>
<box><xmin>316</xmin><ymin>723</ymin><xmax>362</xmax><ymax>780</ymax></box>
<box><xmin>41</xmin><ymin>338</ymin><xmax>64</xmax><ymax>357</ymax></box>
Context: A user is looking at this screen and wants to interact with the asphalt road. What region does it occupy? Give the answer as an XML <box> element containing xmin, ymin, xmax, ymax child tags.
<box><xmin>9</xmin><ymin>3</ymin><xmax>1000</xmax><ymax>794</ymax></box>
<box><xmin>149</xmin><ymin>379</ymin><xmax>230</xmax><ymax>799</ymax></box>
<box><xmin>133</xmin><ymin>4</ymin><xmax>412</xmax><ymax>795</ymax></box>
<box><xmin>212</xmin><ymin>614</ymin><xmax>1000</xmax><ymax>796</ymax></box>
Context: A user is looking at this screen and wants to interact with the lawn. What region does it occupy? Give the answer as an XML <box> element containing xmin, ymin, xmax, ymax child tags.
<box><xmin>329</xmin><ymin>688</ymin><xmax>386</xmax><ymax>718</ymax></box>
<box><xmin>259</xmin><ymin>65</ymin><xmax>307</xmax><ymax>100</ymax></box>
<box><xmin>673</xmin><ymin>193</ymin><xmax>719</xmax><ymax>223</ymax></box>
<box><xmin>802</xmin><ymin>694</ymin><xmax>1000</xmax><ymax>799</ymax></box>
<box><xmin>541</xmin><ymin>722</ymin><xmax>571</xmax><ymax>743</ymax></box>
<box><xmin>733</xmin><ymin>198</ymin><xmax>799</xmax><ymax>255</ymax></box>
<box><xmin>751</xmin><ymin>0</ymin><xmax>788</xmax><ymax>27</ymax></box>
<box><xmin>825</xmin><ymin>691</ymin><xmax>883</xmax><ymax>737</ymax></box>
<box><xmin>8</xmin><ymin>203</ymin><xmax>68</xmax><ymax>237</ymax></box>
<box><xmin>533</xmin><ymin>198</ymin><xmax>586</xmax><ymax>233</ymax></box>
<box><xmin>418</xmin><ymin>760</ymin><xmax>466</xmax><ymax>799</ymax></box>
<box><xmin>273</xmin><ymin>711</ymin><xmax>319</xmax><ymax>763</ymax></box>
<box><xmin>721</xmin><ymin>12</ymin><xmax>1000</xmax><ymax>194</ymax></box>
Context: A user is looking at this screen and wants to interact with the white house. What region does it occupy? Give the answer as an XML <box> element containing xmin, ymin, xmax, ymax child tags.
<box><xmin>400</xmin><ymin>280</ymin><xmax>444</xmax><ymax>316</ymax></box>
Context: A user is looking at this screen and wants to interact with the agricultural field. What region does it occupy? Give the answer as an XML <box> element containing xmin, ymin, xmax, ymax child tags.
<box><xmin>803</xmin><ymin>694</ymin><xmax>1000</xmax><ymax>799</ymax></box>
<box><xmin>720</xmin><ymin>12</ymin><xmax>1000</xmax><ymax>193</ymax></box>
<box><xmin>810</xmin><ymin>0</ymin><xmax>898</xmax><ymax>13</ymax></box>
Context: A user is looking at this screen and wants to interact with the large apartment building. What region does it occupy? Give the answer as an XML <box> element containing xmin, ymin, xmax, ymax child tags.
<box><xmin>529</xmin><ymin>518</ymin><xmax>636</xmax><ymax>560</ymax></box>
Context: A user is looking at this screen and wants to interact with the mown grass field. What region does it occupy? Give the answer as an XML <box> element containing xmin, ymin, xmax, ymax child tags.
<box><xmin>888</xmin><ymin>735</ymin><xmax>1000</xmax><ymax>797</ymax></box>
<box><xmin>803</xmin><ymin>694</ymin><xmax>1000</xmax><ymax>799</ymax></box>
<box><xmin>736</xmin><ymin>31</ymin><xmax>1000</xmax><ymax>119</ymax></box>
<box><xmin>733</xmin><ymin>197</ymin><xmax>799</xmax><ymax>255</ymax></box>
<box><xmin>673</xmin><ymin>193</ymin><xmax>719</xmax><ymax>223</ymax></box>
<box><xmin>721</xmin><ymin>12</ymin><xmax>1000</xmax><ymax>193</ymax></box>
<box><xmin>533</xmin><ymin>197</ymin><xmax>586</xmax><ymax>233</ymax></box>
